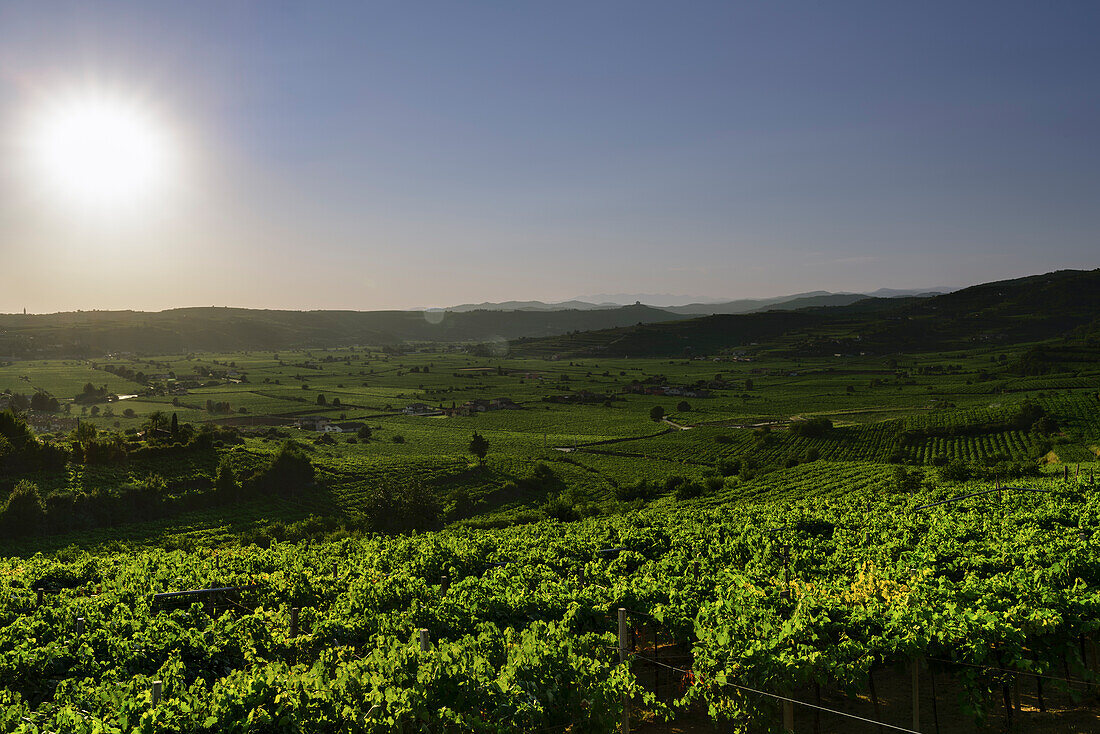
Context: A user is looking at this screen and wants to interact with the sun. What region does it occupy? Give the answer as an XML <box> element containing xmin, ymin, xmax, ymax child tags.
<box><xmin>21</xmin><ymin>86</ymin><xmax>178</xmax><ymax>215</ymax></box>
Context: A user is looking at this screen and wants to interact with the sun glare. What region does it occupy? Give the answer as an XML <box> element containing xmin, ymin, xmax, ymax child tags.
<box><xmin>22</xmin><ymin>87</ymin><xmax>177</xmax><ymax>216</ymax></box>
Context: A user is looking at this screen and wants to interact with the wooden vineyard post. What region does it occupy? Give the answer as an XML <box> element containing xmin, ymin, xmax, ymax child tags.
<box><xmin>782</xmin><ymin>698</ymin><xmax>794</xmax><ymax>733</ymax></box>
<box><xmin>36</xmin><ymin>588</ymin><xmax>43</xmax><ymax>608</ymax></box>
<box><xmin>420</xmin><ymin>628</ymin><xmax>430</xmax><ymax>653</ymax></box>
<box><xmin>929</xmin><ymin>663</ymin><xmax>941</xmax><ymax>734</ymax></box>
<box><xmin>440</xmin><ymin>575</ymin><xmax>449</xmax><ymax>596</ymax></box>
<box><xmin>289</xmin><ymin>607</ymin><xmax>299</xmax><ymax>638</ymax></box>
<box><xmin>151</xmin><ymin>679</ymin><xmax>162</xmax><ymax>706</ymax></box>
<box><xmin>619</xmin><ymin>608</ymin><xmax>630</xmax><ymax>734</ymax></box>
<box><xmin>1013</xmin><ymin>674</ymin><xmax>1020</xmax><ymax>713</ymax></box>
<box><xmin>912</xmin><ymin>657</ymin><xmax>920</xmax><ymax>732</ymax></box>
<box><xmin>868</xmin><ymin>670</ymin><xmax>884</xmax><ymax>734</ymax></box>
<box><xmin>652</xmin><ymin>623</ymin><xmax>659</xmax><ymax>701</ymax></box>
<box><xmin>75</xmin><ymin>617</ymin><xmax>84</xmax><ymax>637</ymax></box>
<box><xmin>814</xmin><ymin>682</ymin><xmax>821</xmax><ymax>734</ymax></box>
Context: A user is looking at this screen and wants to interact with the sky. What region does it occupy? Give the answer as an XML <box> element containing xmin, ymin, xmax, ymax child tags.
<box><xmin>0</xmin><ymin>1</ymin><xmax>1098</xmax><ymax>312</ymax></box>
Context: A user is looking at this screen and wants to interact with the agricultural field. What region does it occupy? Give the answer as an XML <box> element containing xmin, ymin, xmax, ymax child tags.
<box><xmin>1</xmin><ymin>341</ymin><xmax>1099</xmax><ymax>731</ymax></box>
<box><xmin>2</xmin><ymin>345</ymin><xmax>1098</xmax><ymax>536</ymax></box>
<box><xmin>1</xmin><ymin>471</ymin><xmax>1099</xmax><ymax>732</ymax></box>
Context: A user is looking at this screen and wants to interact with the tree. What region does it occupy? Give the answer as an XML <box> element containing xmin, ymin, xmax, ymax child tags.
<box><xmin>790</xmin><ymin>416</ymin><xmax>833</xmax><ymax>438</ymax></box>
<box><xmin>214</xmin><ymin>458</ymin><xmax>238</xmax><ymax>497</ymax></box>
<box><xmin>469</xmin><ymin>431</ymin><xmax>489</xmax><ymax>462</ymax></box>
<box><xmin>744</xmin><ymin>378</ymin><xmax>754</xmax><ymax>390</ymax></box>
<box><xmin>649</xmin><ymin>405</ymin><xmax>665</xmax><ymax>422</ymax></box>
<box><xmin>170</xmin><ymin>413</ymin><xmax>179</xmax><ymax>436</ymax></box>
<box><xmin>146</xmin><ymin>410</ymin><xmax>166</xmax><ymax>432</ymax></box>
<box><xmin>357</xmin><ymin>424</ymin><xmax>372</xmax><ymax>441</ymax></box>
<box><xmin>261</xmin><ymin>441</ymin><xmax>314</xmax><ymax>496</ymax></box>
<box><xmin>676</xmin><ymin>401</ymin><xmax>691</xmax><ymax>412</ymax></box>
<box><xmin>1</xmin><ymin>480</ymin><xmax>46</xmax><ymax>535</ymax></box>
<box><xmin>316</xmin><ymin>394</ymin><xmax>327</xmax><ymax>406</ymax></box>
<box><xmin>71</xmin><ymin>420</ymin><xmax>97</xmax><ymax>444</ymax></box>
<box><xmin>30</xmin><ymin>392</ymin><xmax>59</xmax><ymax>412</ymax></box>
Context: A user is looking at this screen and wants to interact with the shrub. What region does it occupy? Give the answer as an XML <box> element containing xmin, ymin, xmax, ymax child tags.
<box><xmin>214</xmin><ymin>458</ymin><xmax>238</xmax><ymax>497</ymax></box>
<box><xmin>674</xmin><ymin>480</ymin><xmax>704</xmax><ymax>500</ymax></box>
<box><xmin>789</xmin><ymin>416</ymin><xmax>833</xmax><ymax>438</ymax></box>
<box><xmin>938</xmin><ymin>459</ymin><xmax>972</xmax><ymax>482</ymax></box>
<box><xmin>615</xmin><ymin>479</ymin><xmax>660</xmax><ymax>502</ymax></box>
<box><xmin>0</xmin><ymin>480</ymin><xmax>45</xmax><ymax>536</ymax></box>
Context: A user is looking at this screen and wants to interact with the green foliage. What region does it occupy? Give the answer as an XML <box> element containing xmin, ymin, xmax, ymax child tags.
<box><xmin>0</xmin><ymin>480</ymin><xmax>45</xmax><ymax>536</ymax></box>
<box><xmin>938</xmin><ymin>459</ymin><xmax>973</xmax><ymax>482</ymax></box>
<box><xmin>214</xmin><ymin>457</ymin><xmax>238</xmax><ymax>497</ymax></box>
<box><xmin>250</xmin><ymin>441</ymin><xmax>315</xmax><ymax>496</ymax></box>
<box><xmin>789</xmin><ymin>416</ymin><xmax>833</xmax><ymax>438</ymax></box>
<box><xmin>469</xmin><ymin>431</ymin><xmax>489</xmax><ymax>462</ymax></box>
<box><xmin>2</xmin><ymin>471</ymin><xmax>1094</xmax><ymax>731</ymax></box>
<box><xmin>892</xmin><ymin>466</ymin><xmax>923</xmax><ymax>494</ymax></box>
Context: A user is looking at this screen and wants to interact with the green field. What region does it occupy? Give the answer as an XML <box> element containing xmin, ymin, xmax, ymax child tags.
<box><xmin>2</xmin><ymin>340</ymin><xmax>1099</xmax><ymax>731</ymax></box>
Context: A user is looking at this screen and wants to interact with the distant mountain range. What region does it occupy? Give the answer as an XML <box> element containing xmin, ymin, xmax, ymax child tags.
<box><xmin>509</xmin><ymin>269</ymin><xmax>1100</xmax><ymax>358</ymax></box>
<box><xmin>15</xmin><ymin>270</ymin><xmax>1090</xmax><ymax>362</ymax></box>
<box><xmin>442</xmin><ymin>288</ymin><xmax>947</xmax><ymax>315</ymax></box>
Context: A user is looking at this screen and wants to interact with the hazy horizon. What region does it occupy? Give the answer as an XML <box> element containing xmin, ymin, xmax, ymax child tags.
<box><xmin>1</xmin><ymin>281</ymin><xmax>967</xmax><ymax>315</ymax></box>
<box><xmin>2</xmin><ymin>1</ymin><xmax>1098</xmax><ymax>312</ymax></box>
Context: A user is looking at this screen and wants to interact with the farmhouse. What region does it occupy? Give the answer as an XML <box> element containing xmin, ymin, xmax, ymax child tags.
<box><xmin>403</xmin><ymin>403</ymin><xmax>442</xmax><ymax>416</ymax></box>
<box><xmin>26</xmin><ymin>415</ymin><xmax>78</xmax><ymax>435</ymax></box>
<box><xmin>443</xmin><ymin>397</ymin><xmax>519</xmax><ymax>416</ymax></box>
<box><xmin>295</xmin><ymin>416</ymin><xmax>332</xmax><ymax>431</ymax></box>
<box><xmin>622</xmin><ymin>382</ymin><xmax>711</xmax><ymax>399</ymax></box>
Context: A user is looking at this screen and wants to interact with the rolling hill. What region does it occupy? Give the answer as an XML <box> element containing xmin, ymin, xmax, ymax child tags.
<box><xmin>509</xmin><ymin>269</ymin><xmax>1100</xmax><ymax>358</ymax></box>
<box><xmin>0</xmin><ymin>303</ymin><xmax>691</xmax><ymax>357</ymax></box>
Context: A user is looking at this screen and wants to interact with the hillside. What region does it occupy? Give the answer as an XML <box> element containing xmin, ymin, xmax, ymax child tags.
<box><xmin>511</xmin><ymin>268</ymin><xmax>1100</xmax><ymax>357</ymax></box>
<box><xmin>665</xmin><ymin>291</ymin><xmax>881</xmax><ymax>315</ymax></box>
<box><xmin>0</xmin><ymin>303</ymin><xmax>691</xmax><ymax>357</ymax></box>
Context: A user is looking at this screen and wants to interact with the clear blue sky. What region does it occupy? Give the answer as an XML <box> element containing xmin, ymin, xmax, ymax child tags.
<box><xmin>1</xmin><ymin>1</ymin><xmax>1097</xmax><ymax>311</ymax></box>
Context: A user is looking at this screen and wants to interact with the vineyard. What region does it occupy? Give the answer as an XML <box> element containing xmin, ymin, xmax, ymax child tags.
<box><xmin>0</xmin><ymin>473</ymin><xmax>1098</xmax><ymax>732</ymax></box>
<box><xmin>2</xmin><ymin>344</ymin><xmax>1099</xmax><ymax>731</ymax></box>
